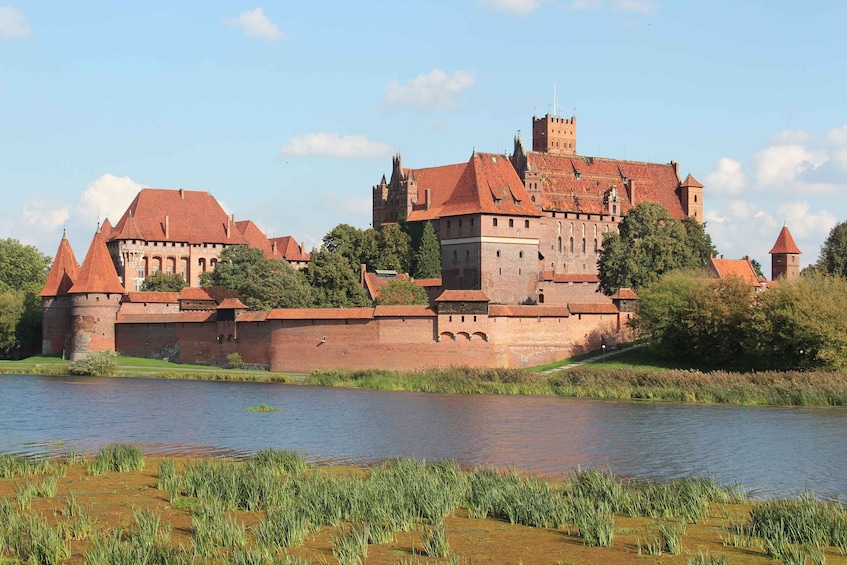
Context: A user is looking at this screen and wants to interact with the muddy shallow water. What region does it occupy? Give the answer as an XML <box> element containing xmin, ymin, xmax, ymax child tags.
<box><xmin>1</xmin><ymin>374</ymin><xmax>845</xmax><ymax>499</ymax></box>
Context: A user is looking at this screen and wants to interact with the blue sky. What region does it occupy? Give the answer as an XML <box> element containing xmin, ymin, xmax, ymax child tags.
<box><xmin>2</xmin><ymin>1</ymin><xmax>846</xmax><ymax>273</ymax></box>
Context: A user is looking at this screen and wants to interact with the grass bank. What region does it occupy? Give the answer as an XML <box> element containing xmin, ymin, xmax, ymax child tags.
<box><xmin>2</xmin><ymin>446</ymin><xmax>846</xmax><ymax>564</ymax></box>
<box><xmin>0</xmin><ymin>354</ymin><xmax>299</xmax><ymax>383</ymax></box>
<box><xmin>305</xmin><ymin>349</ymin><xmax>847</xmax><ymax>407</ymax></box>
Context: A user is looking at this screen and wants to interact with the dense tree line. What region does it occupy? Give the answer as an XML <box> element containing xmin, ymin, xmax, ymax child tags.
<box><xmin>197</xmin><ymin>221</ymin><xmax>439</xmax><ymax>310</ymax></box>
<box><xmin>598</xmin><ymin>202</ymin><xmax>716</xmax><ymax>295</ymax></box>
<box><xmin>634</xmin><ymin>271</ymin><xmax>847</xmax><ymax>371</ymax></box>
<box><xmin>0</xmin><ymin>239</ymin><xmax>51</xmax><ymax>357</ymax></box>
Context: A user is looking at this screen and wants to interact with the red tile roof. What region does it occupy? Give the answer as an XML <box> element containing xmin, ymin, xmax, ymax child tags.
<box><xmin>408</xmin><ymin>153</ymin><xmax>542</xmax><ymax>222</ymax></box>
<box><xmin>413</xmin><ymin>278</ymin><xmax>442</xmax><ymax>287</ymax></box>
<box><xmin>525</xmin><ymin>153</ymin><xmax>686</xmax><ymax>219</ymax></box>
<box><xmin>709</xmin><ymin>257</ymin><xmax>760</xmax><ymax>286</ymax></box>
<box><xmin>552</xmin><ymin>274</ymin><xmax>600</xmax><ymax>283</ymax></box>
<box><xmin>680</xmin><ymin>173</ymin><xmax>703</xmax><ymax>189</ymax></box>
<box><xmin>435</xmin><ymin>290</ymin><xmax>490</xmax><ymax>302</ymax></box>
<box><xmin>235</xmin><ymin>220</ymin><xmax>271</xmax><ymax>254</ymax></box>
<box><xmin>270</xmin><ymin>236</ymin><xmax>311</xmax><ymax>263</ymax></box>
<box><xmin>216</xmin><ymin>297</ymin><xmax>248</xmax><ymax>309</ymax></box>
<box><xmin>568</xmin><ymin>303</ymin><xmax>619</xmax><ymax>315</ymax></box>
<box><xmin>117</xmin><ymin>312</ymin><xmax>215</xmax><ymax>324</ymax></box>
<box><xmin>610</xmin><ymin>288</ymin><xmax>638</xmax><ymax>300</ymax></box>
<box><xmin>266</xmin><ymin>308</ymin><xmax>375</xmax><ymax>320</ymax></box>
<box><xmin>769</xmin><ymin>226</ymin><xmax>802</xmax><ymax>255</ymax></box>
<box><xmin>108</xmin><ymin>188</ymin><xmax>248</xmax><ymax>245</ymax></box>
<box><xmin>373</xmin><ymin>305</ymin><xmax>436</xmax><ymax>317</ymax></box>
<box><xmin>237</xmin><ymin>311</ymin><xmax>269</xmax><ymax>322</ymax></box>
<box><xmin>488</xmin><ymin>305</ymin><xmax>571</xmax><ymax>317</ymax></box>
<box><xmin>363</xmin><ymin>271</ymin><xmax>410</xmax><ymax>300</ymax></box>
<box><xmin>179</xmin><ymin>287</ymin><xmax>239</xmax><ymax>302</ymax></box>
<box><xmin>40</xmin><ymin>233</ymin><xmax>80</xmax><ymax>297</ymax></box>
<box><xmin>68</xmin><ymin>229</ymin><xmax>126</xmax><ymax>294</ymax></box>
<box><xmin>123</xmin><ymin>292</ymin><xmax>180</xmax><ymax>303</ymax></box>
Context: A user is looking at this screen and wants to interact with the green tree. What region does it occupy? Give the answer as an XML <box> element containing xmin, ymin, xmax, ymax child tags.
<box><xmin>632</xmin><ymin>270</ymin><xmax>754</xmax><ymax>366</ymax></box>
<box><xmin>413</xmin><ymin>221</ymin><xmax>442</xmax><ymax>279</ymax></box>
<box><xmin>201</xmin><ymin>245</ymin><xmax>311</xmax><ymax>310</ymax></box>
<box><xmin>681</xmin><ymin>216</ymin><xmax>717</xmax><ymax>267</ymax></box>
<box><xmin>374</xmin><ymin>223</ymin><xmax>412</xmax><ymax>273</ymax></box>
<box><xmin>750</xmin><ymin>259</ymin><xmax>764</xmax><ymax>278</ymax></box>
<box><xmin>304</xmin><ymin>250</ymin><xmax>370</xmax><ymax>308</ymax></box>
<box><xmin>140</xmin><ymin>272</ymin><xmax>187</xmax><ymax>292</ymax></box>
<box><xmin>0</xmin><ymin>239</ymin><xmax>51</xmax><ymax>357</ymax></box>
<box><xmin>0</xmin><ymin>238</ymin><xmax>51</xmax><ymax>294</ymax></box>
<box><xmin>598</xmin><ymin>202</ymin><xmax>712</xmax><ymax>295</ymax></box>
<box><xmin>323</xmin><ymin>224</ymin><xmax>367</xmax><ymax>270</ymax></box>
<box><xmin>751</xmin><ymin>274</ymin><xmax>847</xmax><ymax>370</ymax></box>
<box><xmin>377</xmin><ymin>279</ymin><xmax>429</xmax><ymax>306</ymax></box>
<box><xmin>0</xmin><ymin>292</ymin><xmax>25</xmax><ymax>355</ymax></box>
<box><xmin>815</xmin><ymin>220</ymin><xmax>847</xmax><ymax>278</ymax></box>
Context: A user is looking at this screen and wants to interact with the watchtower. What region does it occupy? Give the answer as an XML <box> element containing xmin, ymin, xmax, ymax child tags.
<box><xmin>768</xmin><ymin>225</ymin><xmax>802</xmax><ymax>280</ymax></box>
<box><xmin>532</xmin><ymin>114</ymin><xmax>577</xmax><ymax>155</ymax></box>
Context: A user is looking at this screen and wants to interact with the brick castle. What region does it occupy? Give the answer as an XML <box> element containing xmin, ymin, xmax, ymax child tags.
<box><xmin>39</xmin><ymin>114</ymin><xmax>802</xmax><ymax>371</ymax></box>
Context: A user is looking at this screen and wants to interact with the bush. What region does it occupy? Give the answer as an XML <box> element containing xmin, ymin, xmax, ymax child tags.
<box><xmin>68</xmin><ymin>350</ymin><xmax>117</xmax><ymax>377</ymax></box>
<box><xmin>227</xmin><ymin>352</ymin><xmax>244</xmax><ymax>370</ymax></box>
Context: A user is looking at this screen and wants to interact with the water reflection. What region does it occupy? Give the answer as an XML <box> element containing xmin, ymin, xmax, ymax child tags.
<box><xmin>0</xmin><ymin>374</ymin><xmax>844</xmax><ymax>499</ymax></box>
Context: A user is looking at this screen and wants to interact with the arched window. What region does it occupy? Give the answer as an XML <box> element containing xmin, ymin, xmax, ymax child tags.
<box><xmin>569</xmin><ymin>237</ymin><xmax>574</xmax><ymax>254</ymax></box>
<box><xmin>538</xmin><ymin>294</ymin><xmax>545</xmax><ymax>304</ymax></box>
<box><xmin>558</xmin><ymin>222</ymin><xmax>562</xmax><ymax>235</ymax></box>
<box><xmin>594</xmin><ymin>238</ymin><xmax>599</xmax><ymax>252</ymax></box>
<box><xmin>198</xmin><ymin>257</ymin><xmax>206</xmax><ymax>273</ymax></box>
<box><xmin>558</xmin><ymin>237</ymin><xmax>562</xmax><ymax>253</ymax></box>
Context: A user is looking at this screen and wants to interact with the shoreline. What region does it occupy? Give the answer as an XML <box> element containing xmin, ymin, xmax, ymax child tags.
<box><xmin>2</xmin><ymin>356</ymin><xmax>847</xmax><ymax>407</ymax></box>
<box><xmin>1</xmin><ymin>449</ymin><xmax>845</xmax><ymax>565</ymax></box>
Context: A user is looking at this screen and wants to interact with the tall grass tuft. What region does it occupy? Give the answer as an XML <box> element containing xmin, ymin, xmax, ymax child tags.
<box><xmin>687</xmin><ymin>550</ymin><xmax>731</xmax><ymax>565</ymax></box>
<box><xmin>251</xmin><ymin>506</ymin><xmax>312</xmax><ymax>550</ymax></box>
<box><xmin>568</xmin><ymin>496</ymin><xmax>615</xmax><ymax>547</ymax></box>
<box><xmin>1</xmin><ymin>510</ymin><xmax>70</xmax><ymax>565</ymax></box>
<box><xmin>0</xmin><ymin>453</ymin><xmax>62</xmax><ymax>478</ymax></box>
<box><xmin>748</xmin><ymin>492</ymin><xmax>847</xmax><ymax>550</ymax></box>
<box><xmin>192</xmin><ymin>501</ymin><xmax>246</xmax><ymax>557</ymax></box>
<box><xmin>421</xmin><ymin>518</ymin><xmax>450</xmax><ymax>557</ymax></box>
<box><xmin>332</xmin><ymin>523</ymin><xmax>369</xmax><ymax>565</ymax></box>
<box><xmin>87</xmin><ymin>444</ymin><xmax>145</xmax><ymax>475</ymax></box>
<box><xmin>638</xmin><ymin>520</ymin><xmax>684</xmax><ymax>555</ymax></box>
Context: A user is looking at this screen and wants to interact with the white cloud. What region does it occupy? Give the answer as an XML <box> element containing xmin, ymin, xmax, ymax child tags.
<box><xmin>750</xmin><ymin>144</ymin><xmax>827</xmax><ymax>190</ymax></box>
<box><xmin>320</xmin><ymin>193</ymin><xmax>371</xmax><ymax>217</ymax></box>
<box><xmin>384</xmin><ymin>69</ymin><xmax>475</xmax><ymax>109</ymax></box>
<box><xmin>825</xmin><ymin>124</ymin><xmax>847</xmax><ymax>147</ymax></box>
<box><xmin>569</xmin><ymin>0</ymin><xmax>604</xmax><ymax>9</ymax></box>
<box><xmin>0</xmin><ymin>6</ymin><xmax>29</xmax><ymax>38</ymax></box>
<box><xmin>705</xmin><ymin>157</ymin><xmax>747</xmax><ymax>196</ymax></box>
<box><xmin>484</xmin><ymin>0</ymin><xmax>543</xmax><ymax>14</ymax></box>
<box><xmin>770</xmin><ymin>129</ymin><xmax>813</xmax><ymax>145</ymax></box>
<box><xmin>75</xmin><ymin>174</ymin><xmax>142</xmax><ymax>226</ymax></box>
<box><xmin>772</xmin><ymin>201</ymin><xmax>836</xmax><ymax>241</ymax></box>
<box><xmin>226</xmin><ymin>8</ymin><xmax>284</xmax><ymax>41</ymax></box>
<box><xmin>613</xmin><ymin>0</ymin><xmax>655</xmax><ymax>13</ymax></box>
<box><xmin>21</xmin><ymin>198</ymin><xmax>70</xmax><ymax>233</ymax></box>
<box><xmin>280</xmin><ymin>133</ymin><xmax>393</xmax><ymax>158</ymax></box>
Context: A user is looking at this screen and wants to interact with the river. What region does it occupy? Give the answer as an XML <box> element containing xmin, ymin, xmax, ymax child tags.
<box><xmin>1</xmin><ymin>374</ymin><xmax>844</xmax><ymax>499</ymax></box>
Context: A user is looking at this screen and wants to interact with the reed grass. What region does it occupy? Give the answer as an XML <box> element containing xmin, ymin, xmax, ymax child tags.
<box><xmin>421</xmin><ymin>518</ymin><xmax>450</xmax><ymax>557</ymax></box>
<box><xmin>331</xmin><ymin>523</ymin><xmax>369</xmax><ymax>565</ymax></box>
<box><xmin>251</xmin><ymin>506</ymin><xmax>312</xmax><ymax>550</ymax></box>
<box><xmin>192</xmin><ymin>502</ymin><xmax>246</xmax><ymax>556</ymax></box>
<box><xmin>247</xmin><ymin>404</ymin><xmax>280</xmax><ymax>412</ymax></box>
<box><xmin>0</xmin><ymin>453</ymin><xmax>63</xmax><ymax>478</ymax></box>
<box><xmin>687</xmin><ymin>550</ymin><xmax>731</xmax><ymax>565</ymax></box>
<box><xmin>87</xmin><ymin>444</ymin><xmax>145</xmax><ymax>475</ymax></box>
<box><xmin>747</xmin><ymin>492</ymin><xmax>847</xmax><ymax>552</ymax></box>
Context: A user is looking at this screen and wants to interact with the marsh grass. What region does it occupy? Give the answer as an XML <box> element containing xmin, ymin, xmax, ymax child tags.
<box><xmin>192</xmin><ymin>502</ymin><xmax>246</xmax><ymax>556</ymax></box>
<box><xmin>251</xmin><ymin>506</ymin><xmax>312</xmax><ymax>550</ymax></box>
<box><xmin>687</xmin><ymin>550</ymin><xmax>731</xmax><ymax>565</ymax></box>
<box><xmin>748</xmin><ymin>492</ymin><xmax>847</xmax><ymax>551</ymax></box>
<box><xmin>421</xmin><ymin>518</ymin><xmax>450</xmax><ymax>557</ymax></box>
<box><xmin>247</xmin><ymin>404</ymin><xmax>279</xmax><ymax>412</ymax></box>
<box><xmin>0</xmin><ymin>453</ymin><xmax>63</xmax><ymax>478</ymax></box>
<box><xmin>638</xmin><ymin>520</ymin><xmax>684</xmax><ymax>555</ymax></box>
<box><xmin>0</xmin><ymin>509</ymin><xmax>70</xmax><ymax>565</ymax></box>
<box><xmin>332</xmin><ymin>523</ymin><xmax>369</xmax><ymax>565</ymax></box>
<box><xmin>87</xmin><ymin>444</ymin><xmax>145</xmax><ymax>475</ymax></box>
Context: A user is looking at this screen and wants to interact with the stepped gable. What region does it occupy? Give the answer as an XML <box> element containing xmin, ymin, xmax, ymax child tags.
<box><xmin>108</xmin><ymin>188</ymin><xmax>248</xmax><ymax>245</ymax></box>
<box><xmin>68</xmin><ymin>228</ymin><xmax>125</xmax><ymax>294</ymax></box>
<box><xmin>525</xmin><ymin>153</ymin><xmax>686</xmax><ymax>219</ymax></box>
<box><xmin>409</xmin><ymin>152</ymin><xmax>542</xmax><ymax>221</ymax></box>
<box><xmin>40</xmin><ymin>231</ymin><xmax>80</xmax><ymax>297</ymax></box>
<box><xmin>769</xmin><ymin>226</ymin><xmax>802</xmax><ymax>255</ymax></box>
<box><xmin>269</xmin><ymin>236</ymin><xmax>311</xmax><ymax>263</ymax></box>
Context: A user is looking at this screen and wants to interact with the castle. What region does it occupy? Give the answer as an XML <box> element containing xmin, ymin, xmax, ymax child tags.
<box><xmin>40</xmin><ymin>114</ymin><xmax>799</xmax><ymax>371</ymax></box>
<box><xmin>372</xmin><ymin>114</ymin><xmax>703</xmax><ymax>305</ymax></box>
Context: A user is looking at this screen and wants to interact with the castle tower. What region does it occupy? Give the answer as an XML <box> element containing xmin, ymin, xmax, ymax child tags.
<box><xmin>679</xmin><ymin>173</ymin><xmax>704</xmax><ymax>222</ymax></box>
<box><xmin>768</xmin><ymin>225</ymin><xmax>802</xmax><ymax>280</ymax></box>
<box><xmin>67</xmin><ymin>227</ymin><xmax>126</xmax><ymax>359</ymax></box>
<box><xmin>532</xmin><ymin>114</ymin><xmax>576</xmax><ymax>155</ymax></box>
<box><xmin>39</xmin><ymin>230</ymin><xmax>80</xmax><ymax>356</ymax></box>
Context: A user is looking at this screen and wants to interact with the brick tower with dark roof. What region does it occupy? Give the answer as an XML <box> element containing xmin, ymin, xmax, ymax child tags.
<box><xmin>769</xmin><ymin>225</ymin><xmax>802</xmax><ymax>281</ymax></box>
<box><xmin>39</xmin><ymin>230</ymin><xmax>80</xmax><ymax>356</ymax></box>
<box><xmin>67</xmin><ymin>226</ymin><xmax>126</xmax><ymax>359</ymax></box>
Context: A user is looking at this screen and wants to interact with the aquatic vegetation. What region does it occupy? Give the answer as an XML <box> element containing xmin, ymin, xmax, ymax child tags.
<box><xmin>87</xmin><ymin>444</ymin><xmax>145</xmax><ymax>475</ymax></box>
<box><xmin>421</xmin><ymin>518</ymin><xmax>450</xmax><ymax>557</ymax></box>
<box><xmin>247</xmin><ymin>404</ymin><xmax>279</xmax><ymax>412</ymax></box>
<box><xmin>0</xmin><ymin>453</ymin><xmax>63</xmax><ymax>478</ymax></box>
<box><xmin>251</xmin><ymin>506</ymin><xmax>312</xmax><ymax>550</ymax></box>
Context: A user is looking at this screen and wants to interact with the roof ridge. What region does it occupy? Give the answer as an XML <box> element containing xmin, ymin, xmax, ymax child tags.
<box><xmin>68</xmin><ymin>230</ymin><xmax>125</xmax><ymax>294</ymax></box>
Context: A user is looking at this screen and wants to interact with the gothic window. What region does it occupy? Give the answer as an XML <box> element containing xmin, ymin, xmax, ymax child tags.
<box><xmin>569</xmin><ymin>237</ymin><xmax>574</xmax><ymax>254</ymax></box>
<box><xmin>558</xmin><ymin>237</ymin><xmax>562</xmax><ymax>253</ymax></box>
<box><xmin>558</xmin><ymin>222</ymin><xmax>562</xmax><ymax>235</ymax></box>
<box><xmin>594</xmin><ymin>238</ymin><xmax>599</xmax><ymax>252</ymax></box>
<box><xmin>569</xmin><ymin>223</ymin><xmax>574</xmax><ymax>236</ymax></box>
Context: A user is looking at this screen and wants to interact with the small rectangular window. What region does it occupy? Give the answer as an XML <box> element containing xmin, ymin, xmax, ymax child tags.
<box><xmin>525</xmin><ymin>219</ymin><xmax>530</xmax><ymax>228</ymax></box>
<box><xmin>493</xmin><ymin>218</ymin><xmax>498</xmax><ymax>227</ymax></box>
<box><xmin>509</xmin><ymin>219</ymin><xmax>514</xmax><ymax>228</ymax></box>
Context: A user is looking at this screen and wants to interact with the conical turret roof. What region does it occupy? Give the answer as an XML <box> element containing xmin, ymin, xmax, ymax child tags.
<box><xmin>680</xmin><ymin>173</ymin><xmax>703</xmax><ymax>188</ymax></box>
<box><xmin>68</xmin><ymin>228</ymin><xmax>126</xmax><ymax>294</ymax></box>
<box><xmin>768</xmin><ymin>226</ymin><xmax>802</xmax><ymax>255</ymax></box>
<box><xmin>40</xmin><ymin>231</ymin><xmax>80</xmax><ymax>297</ymax></box>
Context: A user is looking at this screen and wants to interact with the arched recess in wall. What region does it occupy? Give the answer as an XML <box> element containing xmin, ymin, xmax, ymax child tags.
<box><xmin>538</xmin><ymin>293</ymin><xmax>545</xmax><ymax>304</ymax></box>
<box><xmin>152</xmin><ymin>256</ymin><xmax>162</xmax><ymax>273</ymax></box>
<box><xmin>180</xmin><ymin>258</ymin><xmax>189</xmax><ymax>280</ymax></box>
<box><xmin>457</xmin><ymin>331</ymin><xmax>471</xmax><ymax>341</ymax></box>
<box><xmin>439</xmin><ymin>331</ymin><xmax>455</xmax><ymax>342</ymax></box>
<box><xmin>166</xmin><ymin>256</ymin><xmax>176</xmax><ymax>275</ymax></box>
<box><xmin>198</xmin><ymin>258</ymin><xmax>207</xmax><ymax>272</ymax></box>
<box><xmin>472</xmin><ymin>332</ymin><xmax>487</xmax><ymax>341</ymax></box>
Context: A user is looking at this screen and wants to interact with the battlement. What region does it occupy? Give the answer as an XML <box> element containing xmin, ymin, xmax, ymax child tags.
<box><xmin>533</xmin><ymin>115</ymin><xmax>576</xmax><ymax>125</ymax></box>
<box><xmin>532</xmin><ymin>113</ymin><xmax>577</xmax><ymax>155</ymax></box>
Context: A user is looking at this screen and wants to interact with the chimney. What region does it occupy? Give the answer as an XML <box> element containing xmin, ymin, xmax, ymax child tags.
<box><xmin>671</xmin><ymin>160</ymin><xmax>680</xmax><ymax>181</ymax></box>
<box><xmin>360</xmin><ymin>264</ymin><xmax>366</xmax><ymax>286</ymax></box>
<box><xmin>165</xmin><ymin>216</ymin><xmax>170</xmax><ymax>239</ymax></box>
<box><xmin>272</xmin><ymin>240</ymin><xmax>277</xmax><ymax>255</ymax></box>
<box><xmin>179</xmin><ymin>188</ymin><xmax>185</xmax><ymax>200</ymax></box>
<box><xmin>425</xmin><ymin>188</ymin><xmax>431</xmax><ymax>211</ymax></box>
<box><xmin>226</xmin><ymin>216</ymin><xmax>231</xmax><ymax>239</ymax></box>
<box><xmin>628</xmin><ymin>179</ymin><xmax>636</xmax><ymax>207</ymax></box>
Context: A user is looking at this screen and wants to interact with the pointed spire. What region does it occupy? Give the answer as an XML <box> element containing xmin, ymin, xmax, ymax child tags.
<box><xmin>680</xmin><ymin>173</ymin><xmax>703</xmax><ymax>188</ymax></box>
<box><xmin>68</xmin><ymin>229</ymin><xmax>125</xmax><ymax>294</ymax></box>
<box><xmin>40</xmin><ymin>234</ymin><xmax>80</xmax><ymax>297</ymax></box>
<box><xmin>769</xmin><ymin>225</ymin><xmax>802</xmax><ymax>255</ymax></box>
